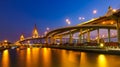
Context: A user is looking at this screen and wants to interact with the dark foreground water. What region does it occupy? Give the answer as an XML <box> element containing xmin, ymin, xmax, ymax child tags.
<box><xmin>0</xmin><ymin>48</ymin><xmax>120</xmax><ymax>67</ymax></box>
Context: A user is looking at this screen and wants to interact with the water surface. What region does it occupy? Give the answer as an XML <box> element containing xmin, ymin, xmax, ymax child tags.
<box><xmin>0</xmin><ymin>48</ymin><xmax>120</xmax><ymax>67</ymax></box>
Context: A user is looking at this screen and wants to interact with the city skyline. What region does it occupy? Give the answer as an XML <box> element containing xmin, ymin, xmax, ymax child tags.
<box><xmin>0</xmin><ymin>0</ymin><xmax>120</xmax><ymax>42</ymax></box>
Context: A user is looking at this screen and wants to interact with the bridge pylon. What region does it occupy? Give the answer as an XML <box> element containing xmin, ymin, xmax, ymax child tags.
<box><xmin>32</xmin><ymin>24</ymin><xmax>39</xmax><ymax>38</ymax></box>
<box><xmin>20</xmin><ymin>34</ymin><xmax>25</xmax><ymax>41</ymax></box>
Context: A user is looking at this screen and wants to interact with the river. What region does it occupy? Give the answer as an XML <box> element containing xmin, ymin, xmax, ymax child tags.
<box><xmin>0</xmin><ymin>47</ymin><xmax>120</xmax><ymax>67</ymax></box>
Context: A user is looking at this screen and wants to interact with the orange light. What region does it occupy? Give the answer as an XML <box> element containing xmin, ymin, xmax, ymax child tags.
<box><xmin>2</xmin><ymin>50</ymin><xmax>10</xmax><ymax>67</ymax></box>
<box><xmin>110</xmin><ymin>21</ymin><xmax>114</xmax><ymax>24</ymax></box>
<box><xmin>113</xmin><ymin>9</ymin><xmax>117</xmax><ymax>12</ymax></box>
<box><xmin>4</xmin><ymin>40</ymin><xmax>8</xmax><ymax>43</ymax></box>
<box><xmin>98</xmin><ymin>54</ymin><xmax>107</xmax><ymax>67</ymax></box>
<box><xmin>95</xmin><ymin>37</ymin><xmax>98</xmax><ymax>40</ymax></box>
<box><xmin>102</xmin><ymin>22</ymin><xmax>105</xmax><ymax>24</ymax></box>
<box><xmin>27</xmin><ymin>41</ymin><xmax>30</xmax><ymax>44</ymax></box>
<box><xmin>100</xmin><ymin>43</ymin><xmax>104</xmax><ymax>47</ymax></box>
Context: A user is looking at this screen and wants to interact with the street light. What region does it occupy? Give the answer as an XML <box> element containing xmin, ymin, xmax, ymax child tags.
<box><xmin>100</xmin><ymin>43</ymin><xmax>104</xmax><ymax>47</ymax></box>
<box><xmin>66</xmin><ymin>18</ymin><xmax>71</xmax><ymax>25</ymax></box>
<box><xmin>93</xmin><ymin>10</ymin><xmax>97</xmax><ymax>14</ymax></box>
<box><xmin>4</xmin><ymin>40</ymin><xmax>8</xmax><ymax>43</ymax></box>
<box><xmin>92</xmin><ymin>10</ymin><xmax>97</xmax><ymax>18</ymax></box>
<box><xmin>113</xmin><ymin>9</ymin><xmax>116</xmax><ymax>12</ymax></box>
<box><xmin>78</xmin><ymin>17</ymin><xmax>85</xmax><ymax>20</ymax></box>
<box><xmin>46</xmin><ymin>27</ymin><xmax>50</xmax><ymax>31</ymax></box>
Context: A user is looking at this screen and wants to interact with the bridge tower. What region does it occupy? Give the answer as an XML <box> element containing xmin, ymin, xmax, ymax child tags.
<box><xmin>20</xmin><ymin>34</ymin><xmax>25</xmax><ymax>41</ymax></box>
<box><xmin>32</xmin><ymin>24</ymin><xmax>39</xmax><ymax>38</ymax></box>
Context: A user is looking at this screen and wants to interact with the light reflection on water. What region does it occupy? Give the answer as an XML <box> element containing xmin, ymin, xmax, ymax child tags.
<box><xmin>0</xmin><ymin>48</ymin><xmax>120</xmax><ymax>67</ymax></box>
<box><xmin>98</xmin><ymin>54</ymin><xmax>107</xmax><ymax>67</ymax></box>
<box><xmin>80</xmin><ymin>52</ymin><xmax>89</xmax><ymax>67</ymax></box>
<box><xmin>26</xmin><ymin>48</ymin><xmax>32</xmax><ymax>67</ymax></box>
<box><xmin>61</xmin><ymin>50</ymin><xmax>80</xmax><ymax>67</ymax></box>
<box><xmin>1</xmin><ymin>50</ymin><xmax>10</xmax><ymax>67</ymax></box>
<box><xmin>42</xmin><ymin>48</ymin><xmax>51</xmax><ymax>67</ymax></box>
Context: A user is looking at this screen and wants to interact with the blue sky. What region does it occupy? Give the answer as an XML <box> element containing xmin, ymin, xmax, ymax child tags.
<box><xmin>0</xmin><ymin>0</ymin><xmax>120</xmax><ymax>42</ymax></box>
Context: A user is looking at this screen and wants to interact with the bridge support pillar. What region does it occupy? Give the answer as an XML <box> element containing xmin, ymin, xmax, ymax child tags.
<box><xmin>97</xmin><ymin>29</ymin><xmax>100</xmax><ymax>44</ymax></box>
<box><xmin>50</xmin><ymin>37</ymin><xmax>54</xmax><ymax>44</ymax></box>
<box><xmin>108</xmin><ymin>29</ymin><xmax>111</xmax><ymax>42</ymax></box>
<box><xmin>117</xmin><ymin>29</ymin><xmax>120</xmax><ymax>44</ymax></box>
<box><xmin>82</xmin><ymin>33</ymin><xmax>85</xmax><ymax>43</ymax></box>
<box><xmin>79</xmin><ymin>29</ymin><xmax>82</xmax><ymax>43</ymax></box>
<box><xmin>45</xmin><ymin>37</ymin><xmax>48</xmax><ymax>44</ymax></box>
<box><xmin>69</xmin><ymin>32</ymin><xmax>73</xmax><ymax>44</ymax></box>
<box><xmin>60</xmin><ymin>35</ymin><xmax>63</xmax><ymax>45</ymax></box>
<box><xmin>87</xmin><ymin>29</ymin><xmax>90</xmax><ymax>42</ymax></box>
<box><xmin>117</xmin><ymin>18</ymin><xmax>120</xmax><ymax>45</ymax></box>
<box><xmin>54</xmin><ymin>38</ymin><xmax>57</xmax><ymax>45</ymax></box>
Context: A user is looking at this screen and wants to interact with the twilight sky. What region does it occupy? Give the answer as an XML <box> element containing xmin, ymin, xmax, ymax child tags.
<box><xmin>0</xmin><ymin>0</ymin><xmax>120</xmax><ymax>42</ymax></box>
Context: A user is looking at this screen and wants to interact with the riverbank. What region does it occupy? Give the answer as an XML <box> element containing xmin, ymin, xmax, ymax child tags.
<box><xmin>1</xmin><ymin>45</ymin><xmax>120</xmax><ymax>55</ymax></box>
<box><xmin>0</xmin><ymin>46</ymin><xmax>7</xmax><ymax>51</ymax></box>
<box><xmin>46</xmin><ymin>45</ymin><xmax>120</xmax><ymax>55</ymax></box>
<box><xmin>0</xmin><ymin>46</ymin><xmax>13</xmax><ymax>51</ymax></box>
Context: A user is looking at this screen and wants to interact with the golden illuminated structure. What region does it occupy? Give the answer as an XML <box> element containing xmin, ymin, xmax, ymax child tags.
<box><xmin>3</xmin><ymin>40</ymin><xmax>8</xmax><ymax>46</ymax></box>
<box><xmin>4</xmin><ymin>40</ymin><xmax>8</xmax><ymax>43</ymax></box>
<box><xmin>32</xmin><ymin>24</ymin><xmax>39</xmax><ymax>38</ymax></box>
<box><xmin>20</xmin><ymin>34</ymin><xmax>25</xmax><ymax>41</ymax></box>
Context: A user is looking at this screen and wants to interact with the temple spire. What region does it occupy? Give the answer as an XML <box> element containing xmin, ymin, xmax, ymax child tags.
<box><xmin>32</xmin><ymin>24</ymin><xmax>39</xmax><ymax>38</ymax></box>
